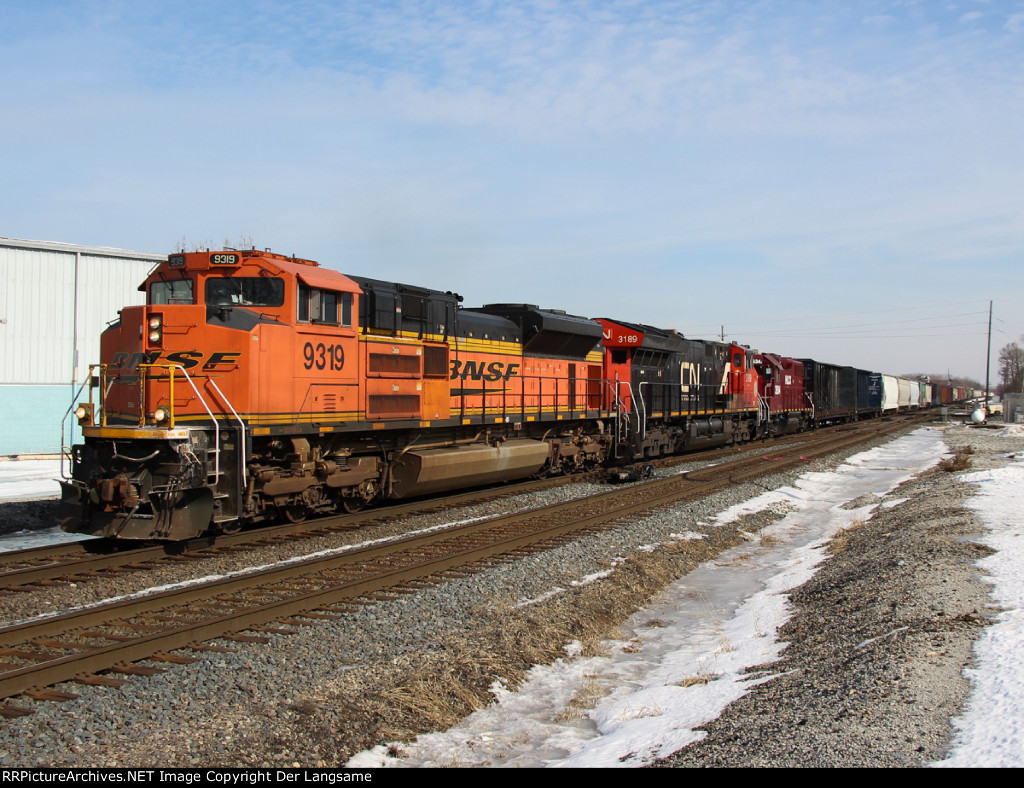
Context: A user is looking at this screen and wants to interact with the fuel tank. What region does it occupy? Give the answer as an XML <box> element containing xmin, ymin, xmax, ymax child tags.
<box><xmin>389</xmin><ymin>439</ymin><xmax>551</xmax><ymax>498</ymax></box>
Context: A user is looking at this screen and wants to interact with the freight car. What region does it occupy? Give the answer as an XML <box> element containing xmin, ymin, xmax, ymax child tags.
<box><xmin>799</xmin><ymin>360</ymin><xmax>860</xmax><ymax>425</ymax></box>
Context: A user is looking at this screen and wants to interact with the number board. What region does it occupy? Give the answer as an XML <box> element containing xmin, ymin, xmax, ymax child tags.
<box><xmin>599</xmin><ymin>320</ymin><xmax>645</xmax><ymax>348</ymax></box>
<box><xmin>302</xmin><ymin>341</ymin><xmax>346</xmax><ymax>372</ymax></box>
<box><xmin>210</xmin><ymin>253</ymin><xmax>240</xmax><ymax>266</ymax></box>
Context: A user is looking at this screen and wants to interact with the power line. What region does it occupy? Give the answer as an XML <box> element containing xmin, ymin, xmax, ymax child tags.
<box><xmin>689</xmin><ymin>331</ymin><xmax>989</xmax><ymax>341</ymax></box>
<box><xmin>742</xmin><ymin>321</ymin><xmax>987</xmax><ymax>338</ymax></box>
<box><xmin>683</xmin><ymin>301</ymin><xmax>992</xmax><ymax>333</ymax></box>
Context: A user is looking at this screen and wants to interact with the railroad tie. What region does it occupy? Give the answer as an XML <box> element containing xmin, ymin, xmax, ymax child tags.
<box><xmin>21</xmin><ymin>688</ymin><xmax>78</xmax><ymax>702</ymax></box>
<box><xmin>75</xmin><ymin>675</ymin><xmax>128</xmax><ymax>688</ymax></box>
<box><xmin>148</xmin><ymin>652</ymin><xmax>199</xmax><ymax>664</ymax></box>
<box><xmin>109</xmin><ymin>664</ymin><xmax>165</xmax><ymax>677</ymax></box>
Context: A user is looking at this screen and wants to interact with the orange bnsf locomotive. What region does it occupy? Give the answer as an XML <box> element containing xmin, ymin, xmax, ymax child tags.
<box><xmin>59</xmin><ymin>249</ymin><xmax>762</xmax><ymax>541</ymax></box>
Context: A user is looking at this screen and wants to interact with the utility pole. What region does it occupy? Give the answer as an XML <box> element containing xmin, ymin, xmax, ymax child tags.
<box><xmin>985</xmin><ymin>300</ymin><xmax>992</xmax><ymax>412</ymax></box>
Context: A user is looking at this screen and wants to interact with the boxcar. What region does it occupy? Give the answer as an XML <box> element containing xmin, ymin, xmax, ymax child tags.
<box><xmin>799</xmin><ymin>360</ymin><xmax>858</xmax><ymax>424</ymax></box>
<box><xmin>856</xmin><ymin>370</ymin><xmax>883</xmax><ymax>416</ymax></box>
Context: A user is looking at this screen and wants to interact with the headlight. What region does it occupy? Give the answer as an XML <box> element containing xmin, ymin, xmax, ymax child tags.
<box><xmin>74</xmin><ymin>404</ymin><xmax>93</xmax><ymax>426</ymax></box>
<box><xmin>153</xmin><ymin>406</ymin><xmax>171</xmax><ymax>424</ymax></box>
<box><xmin>147</xmin><ymin>313</ymin><xmax>163</xmax><ymax>344</ymax></box>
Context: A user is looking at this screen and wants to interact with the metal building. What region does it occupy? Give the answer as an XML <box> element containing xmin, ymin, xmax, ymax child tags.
<box><xmin>0</xmin><ymin>237</ymin><xmax>164</xmax><ymax>456</ymax></box>
<box><xmin>1004</xmin><ymin>393</ymin><xmax>1024</xmax><ymax>424</ymax></box>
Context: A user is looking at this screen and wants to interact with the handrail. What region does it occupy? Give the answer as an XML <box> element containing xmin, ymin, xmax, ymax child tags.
<box><xmin>600</xmin><ymin>378</ymin><xmax>623</xmax><ymax>459</ymax></box>
<box><xmin>456</xmin><ymin>370</ymin><xmax>609</xmax><ymax>422</ymax></box>
<box><xmin>139</xmin><ymin>364</ymin><xmax>220</xmax><ymax>480</ymax></box>
<box><xmin>59</xmin><ymin>375</ymin><xmax>95</xmax><ymax>481</ymax></box>
<box><xmin>204</xmin><ymin>376</ymin><xmax>248</xmax><ymax>488</ymax></box>
<box><xmin>637</xmin><ymin>381</ymin><xmax>648</xmax><ymax>440</ymax></box>
<box><xmin>608</xmin><ymin>377</ymin><xmax>637</xmax><ymax>451</ymax></box>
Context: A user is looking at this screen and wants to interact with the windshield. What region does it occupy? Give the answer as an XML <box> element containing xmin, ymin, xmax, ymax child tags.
<box><xmin>205</xmin><ymin>277</ymin><xmax>284</xmax><ymax>307</ymax></box>
<box><xmin>150</xmin><ymin>279</ymin><xmax>194</xmax><ymax>305</ymax></box>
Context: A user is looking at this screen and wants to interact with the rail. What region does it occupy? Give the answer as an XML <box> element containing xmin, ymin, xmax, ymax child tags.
<box><xmin>1</xmin><ymin>415</ymin><xmax>922</xmax><ymax>711</ymax></box>
<box><xmin>453</xmin><ymin>370</ymin><xmax>605</xmax><ymax>423</ymax></box>
<box><xmin>607</xmin><ymin>377</ymin><xmax>631</xmax><ymax>454</ymax></box>
<box><xmin>637</xmin><ymin>381</ymin><xmax>649</xmax><ymax>441</ymax></box>
<box><xmin>59</xmin><ymin>372</ymin><xmax>97</xmax><ymax>481</ymax></box>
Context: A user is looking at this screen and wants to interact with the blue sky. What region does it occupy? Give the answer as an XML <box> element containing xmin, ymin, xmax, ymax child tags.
<box><xmin>3</xmin><ymin>0</ymin><xmax>1023</xmax><ymax>383</ymax></box>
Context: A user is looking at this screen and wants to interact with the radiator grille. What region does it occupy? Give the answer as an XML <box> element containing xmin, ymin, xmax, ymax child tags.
<box><xmin>423</xmin><ymin>345</ymin><xmax>449</xmax><ymax>378</ymax></box>
<box><xmin>367</xmin><ymin>394</ymin><xmax>420</xmax><ymax>418</ymax></box>
<box><xmin>368</xmin><ymin>353</ymin><xmax>421</xmax><ymax>375</ymax></box>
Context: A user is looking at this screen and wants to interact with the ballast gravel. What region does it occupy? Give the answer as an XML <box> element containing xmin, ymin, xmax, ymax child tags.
<box><xmin>0</xmin><ymin>421</ymin><xmax>1018</xmax><ymax>767</ymax></box>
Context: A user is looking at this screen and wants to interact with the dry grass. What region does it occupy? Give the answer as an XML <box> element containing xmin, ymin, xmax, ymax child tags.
<box><xmin>205</xmin><ymin>521</ymin><xmax>773</xmax><ymax>765</ymax></box>
<box><xmin>326</xmin><ymin>539</ymin><xmax>740</xmax><ymax>751</ymax></box>
<box><xmin>938</xmin><ymin>446</ymin><xmax>974</xmax><ymax>472</ymax></box>
<box><xmin>554</xmin><ymin>678</ymin><xmax>610</xmax><ymax>723</ymax></box>
<box><xmin>828</xmin><ymin>518</ymin><xmax>868</xmax><ymax>555</ymax></box>
<box><xmin>760</xmin><ymin>532</ymin><xmax>782</xmax><ymax>548</ymax></box>
<box><xmin>677</xmin><ymin>673</ymin><xmax>718</xmax><ymax>688</ymax></box>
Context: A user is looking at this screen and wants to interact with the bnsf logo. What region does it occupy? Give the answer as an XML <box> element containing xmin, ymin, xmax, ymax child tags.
<box><xmin>449</xmin><ymin>360</ymin><xmax>520</xmax><ymax>382</ymax></box>
<box><xmin>110</xmin><ymin>350</ymin><xmax>242</xmax><ymax>372</ymax></box>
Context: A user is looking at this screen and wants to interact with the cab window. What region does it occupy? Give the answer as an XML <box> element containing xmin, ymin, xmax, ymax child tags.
<box><xmin>150</xmin><ymin>279</ymin><xmax>194</xmax><ymax>305</ymax></box>
<box><xmin>205</xmin><ymin>277</ymin><xmax>284</xmax><ymax>307</ymax></box>
<box><xmin>298</xmin><ymin>283</ymin><xmax>352</xmax><ymax>327</ymax></box>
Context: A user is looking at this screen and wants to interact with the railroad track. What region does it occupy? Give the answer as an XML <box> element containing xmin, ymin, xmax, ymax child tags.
<box><xmin>0</xmin><ymin>430</ymin><xmax>824</xmax><ymax>590</ymax></box>
<box><xmin>0</xmin><ymin>475</ymin><xmax>590</xmax><ymax>590</ymax></box>
<box><xmin>0</xmin><ymin>415</ymin><xmax>927</xmax><ymax>717</ymax></box>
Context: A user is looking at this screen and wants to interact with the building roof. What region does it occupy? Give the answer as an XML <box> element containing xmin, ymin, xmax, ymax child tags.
<box><xmin>0</xmin><ymin>236</ymin><xmax>165</xmax><ymax>261</ymax></box>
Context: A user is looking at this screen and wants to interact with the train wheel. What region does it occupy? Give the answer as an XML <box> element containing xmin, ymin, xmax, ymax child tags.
<box><xmin>341</xmin><ymin>497</ymin><xmax>366</xmax><ymax>514</ymax></box>
<box><xmin>217</xmin><ymin>519</ymin><xmax>242</xmax><ymax>535</ymax></box>
<box><xmin>284</xmin><ymin>505</ymin><xmax>308</xmax><ymax>524</ymax></box>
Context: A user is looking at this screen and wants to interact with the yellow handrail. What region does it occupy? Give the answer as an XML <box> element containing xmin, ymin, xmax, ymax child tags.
<box><xmin>138</xmin><ymin>363</ymin><xmax>176</xmax><ymax>427</ymax></box>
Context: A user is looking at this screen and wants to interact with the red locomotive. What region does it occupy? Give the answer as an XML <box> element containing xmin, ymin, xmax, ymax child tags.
<box><xmin>752</xmin><ymin>353</ymin><xmax>812</xmax><ymax>436</ymax></box>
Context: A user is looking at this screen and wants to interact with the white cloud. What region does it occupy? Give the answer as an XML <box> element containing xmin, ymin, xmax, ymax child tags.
<box><xmin>861</xmin><ymin>14</ymin><xmax>894</xmax><ymax>27</ymax></box>
<box><xmin>3</xmin><ymin>1</ymin><xmax>1023</xmax><ymax>381</ymax></box>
